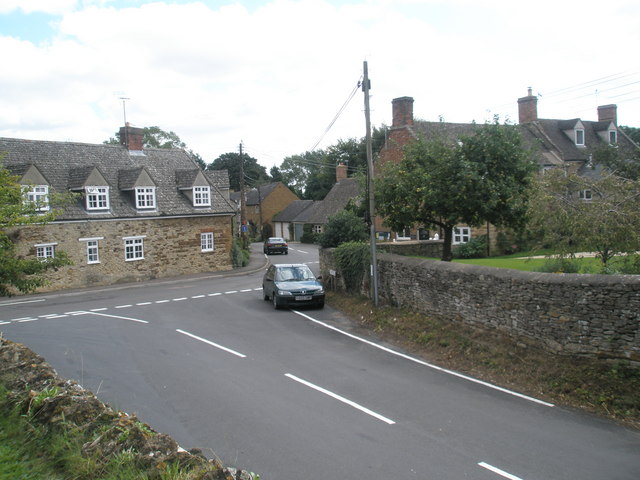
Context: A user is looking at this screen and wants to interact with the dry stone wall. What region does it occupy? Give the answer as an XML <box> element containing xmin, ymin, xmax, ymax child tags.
<box><xmin>320</xmin><ymin>248</ymin><xmax>640</xmax><ymax>363</ymax></box>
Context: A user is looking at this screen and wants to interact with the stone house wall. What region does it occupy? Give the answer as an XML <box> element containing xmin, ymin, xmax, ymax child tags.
<box><xmin>9</xmin><ymin>216</ymin><xmax>232</xmax><ymax>292</ymax></box>
<box><xmin>320</xmin><ymin>248</ymin><xmax>640</xmax><ymax>362</ymax></box>
<box><xmin>245</xmin><ymin>184</ymin><xmax>299</xmax><ymax>232</ymax></box>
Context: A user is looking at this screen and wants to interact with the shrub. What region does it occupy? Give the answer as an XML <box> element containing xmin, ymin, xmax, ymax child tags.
<box><xmin>333</xmin><ymin>242</ymin><xmax>370</xmax><ymax>293</ymax></box>
<box><xmin>534</xmin><ymin>257</ymin><xmax>581</xmax><ymax>273</ymax></box>
<box><xmin>318</xmin><ymin>210</ymin><xmax>368</xmax><ymax>248</ymax></box>
<box><xmin>231</xmin><ymin>237</ymin><xmax>250</xmax><ymax>267</ymax></box>
<box><xmin>300</xmin><ymin>224</ymin><xmax>318</xmax><ymax>244</ymax></box>
<box><xmin>453</xmin><ymin>235</ymin><xmax>487</xmax><ymax>259</ymax></box>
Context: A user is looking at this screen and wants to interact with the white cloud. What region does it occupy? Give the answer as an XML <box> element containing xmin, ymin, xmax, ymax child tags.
<box><xmin>1</xmin><ymin>0</ymin><xmax>639</xmax><ymax>169</ymax></box>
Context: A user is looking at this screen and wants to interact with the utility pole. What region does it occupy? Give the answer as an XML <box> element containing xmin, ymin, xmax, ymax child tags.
<box><xmin>239</xmin><ymin>142</ymin><xmax>247</xmax><ymax>247</ymax></box>
<box><xmin>363</xmin><ymin>61</ymin><xmax>379</xmax><ymax>306</ymax></box>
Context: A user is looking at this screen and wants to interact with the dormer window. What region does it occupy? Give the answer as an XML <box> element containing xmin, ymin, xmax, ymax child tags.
<box><xmin>24</xmin><ymin>185</ymin><xmax>49</xmax><ymax>212</ymax></box>
<box><xmin>135</xmin><ymin>187</ymin><xmax>156</xmax><ymax>209</ymax></box>
<box><xmin>575</xmin><ymin>129</ymin><xmax>585</xmax><ymax>146</ymax></box>
<box><xmin>193</xmin><ymin>186</ymin><xmax>211</xmax><ymax>206</ymax></box>
<box><xmin>609</xmin><ymin>130</ymin><xmax>617</xmax><ymax>144</ymax></box>
<box><xmin>86</xmin><ymin>186</ymin><xmax>110</xmax><ymax>210</ymax></box>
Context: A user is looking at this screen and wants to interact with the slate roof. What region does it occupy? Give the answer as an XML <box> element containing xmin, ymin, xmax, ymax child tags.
<box><xmin>229</xmin><ymin>182</ymin><xmax>281</xmax><ymax>205</ymax></box>
<box><xmin>298</xmin><ymin>178</ymin><xmax>361</xmax><ymax>225</ymax></box>
<box><xmin>272</xmin><ymin>199</ymin><xmax>315</xmax><ymax>222</ymax></box>
<box><xmin>0</xmin><ymin>137</ymin><xmax>235</xmax><ymax>221</ymax></box>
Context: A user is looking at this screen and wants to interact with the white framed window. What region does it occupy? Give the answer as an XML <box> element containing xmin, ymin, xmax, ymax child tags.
<box><xmin>201</xmin><ymin>232</ymin><xmax>214</xmax><ymax>252</ymax></box>
<box><xmin>135</xmin><ymin>187</ymin><xmax>156</xmax><ymax>209</ymax></box>
<box><xmin>193</xmin><ymin>186</ymin><xmax>211</xmax><ymax>206</ymax></box>
<box><xmin>86</xmin><ymin>186</ymin><xmax>110</xmax><ymax>210</ymax></box>
<box><xmin>396</xmin><ymin>228</ymin><xmax>411</xmax><ymax>240</ymax></box>
<box><xmin>575</xmin><ymin>129</ymin><xmax>585</xmax><ymax>146</ymax></box>
<box><xmin>35</xmin><ymin>242</ymin><xmax>56</xmax><ymax>260</ymax></box>
<box><xmin>453</xmin><ymin>227</ymin><xmax>471</xmax><ymax>244</ymax></box>
<box><xmin>79</xmin><ymin>237</ymin><xmax>103</xmax><ymax>264</ymax></box>
<box><xmin>24</xmin><ymin>185</ymin><xmax>49</xmax><ymax>212</ymax></box>
<box><xmin>579</xmin><ymin>189</ymin><xmax>592</xmax><ymax>201</ymax></box>
<box><xmin>312</xmin><ymin>224</ymin><xmax>323</xmax><ymax>234</ymax></box>
<box><xmin>609</xmin><ymin>130</ymin><xmax>617</xmax><ymax>144</ymax></box>
<box><xmin>123</xmin><ymin>236</ymin><xmax>145</xmax><ymax>261</ymax></box>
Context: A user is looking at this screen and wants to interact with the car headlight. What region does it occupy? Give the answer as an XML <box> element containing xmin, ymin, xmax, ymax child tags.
<box><xmin>277</xmin><ymin>290</ymin><xmax>293</xmax><ymax>296</ymax></box>
<box><xmin>315</xmin><ymin>288</ymin><xmax>324</xmax><ymax>294</ymax></box>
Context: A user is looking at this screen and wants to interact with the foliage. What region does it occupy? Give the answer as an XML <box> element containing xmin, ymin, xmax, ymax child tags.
<box><xmin>104</xmin><ymin>126</ymin><xmax>205</xmax><ymax>168</ymax></box>
<box><xmin>376</xmin><ymin>119</ymin><xmax>537</xmax><ymax>261</ymax></box>
<box><xmin>533</xmin><ymin>257</ymin><xmax>582</xmax><ymax>273</ymax></box>
<box><xmin>333</xmin><ymin>242</ymin><xmax>370</xmax><ymax>292</ymax></box>
<box><xmin>527</xmin><ymin>168</ymin><xmax>640</xmax><ymax>268</ymax></box>
<box><xmin>592</xmin><ymin>141</ymin><xmax>640</xmax><ymax>181</ymax></box>
<box><xmin>231</xmin><ymin>237</ymin><xmax>249</xmax><ymax>268</ymax></box>
<box><xmin>206</xmin><ymin>152</ymin><xmax>270</xmax><ymax>192</ymax></box>
<box><xmin>620</xmin><ymin>125</ymin><xmax>640</xmax><ymax>145</ymax></box>
<box><xmin>0</xmin><ymin>164</ymin><xmax>73</xmax><ymax>296</ymax></box>
<box><xmin>261</xmin><ymin>223</ymin><xmax>273</xmax><ymax>241</ymax></box>
<box><xmin>318</xmin><ymin>209</ymin><xmax>368</xmax><ymax>248</ymax></box>
<box><xmin>300</xmin><ymin>224</ymin><xmax>317</xmax><ymax>244</ymax></box>
<box><xmin>453</xmin><ymin>235</ymin><xmax>487</xmax><ymax>259</ymax></box>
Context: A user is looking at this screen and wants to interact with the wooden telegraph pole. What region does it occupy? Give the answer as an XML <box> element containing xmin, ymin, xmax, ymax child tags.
<box><xmin>239</xmin><ymin>142</ymin><xmax>247</xmax><ymax>247</ymax></box>
<box><xmin>363</xmin><ymin>61</ymin><xmax>379</xmax><ymax>306</ymax></box>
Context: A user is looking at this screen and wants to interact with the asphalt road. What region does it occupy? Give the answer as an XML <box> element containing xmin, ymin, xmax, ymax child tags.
<box><xmin>1</xmin><ymin>243</ymin><xmax>639</xmax><ymax>479</ymax></box>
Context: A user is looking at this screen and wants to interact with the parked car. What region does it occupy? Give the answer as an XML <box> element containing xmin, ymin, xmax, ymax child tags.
<box><xmin>263</xmin><ymin>237</ymin><xmax>288</xmax><ymax>255</ymax></box>
<box><xmin>262</xmin><ymin>264</ymin><xmax>324</xmax><ymax>309</ymax></box>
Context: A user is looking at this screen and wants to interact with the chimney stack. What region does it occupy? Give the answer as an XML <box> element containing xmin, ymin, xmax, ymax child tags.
<box><xmin>392</xmin><ymin>96</ymin><xmax>414</xmax><ymax>127</ymax></box>
<box><xmin>336</xmin><ymin>162</ymin><xmax>348</xmax><ymax>182</ymax></box>
<box><xmin>517</xmin><ymin>87</ymin><xmax>538</xmax><ymax>123</ymax></box>
<box><xmin>119</xmin><ymin>123</ymin><xmax>144</xmax><ymax>151</ymax></box>
<box><xmin>597</xmin><ymin>104</ymin><xmax>617</xmax><ymax>125</ymax></box>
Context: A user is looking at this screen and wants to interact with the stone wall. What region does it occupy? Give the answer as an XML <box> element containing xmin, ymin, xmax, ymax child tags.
<box><xmin>320</xmin><ymin>248</ymin><xmax>640</xmax><ymax>362</ymax></box>
<box><xmin>9</xmin><ymin>216</ymin><xmax>232</xmax><ymax>292</ymax></box>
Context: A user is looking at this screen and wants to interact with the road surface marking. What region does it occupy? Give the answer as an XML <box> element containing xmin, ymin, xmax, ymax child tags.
<box><xmin>115</xmin><ymin>304</ymin><xmax>132</xmax><ymax>309</ymax></box>
<box><xmin>292</xmin><ymin>310</ymin><xmax>554</xmax><ymax>408</ymax></box>
<box><xmin>296</xmin><ymin>249</ymin><xmax>309</xmax><ymax>254</ymax></box>
<box><xmin>176</xmin><ymin>329</ymin><xmax>246</xmax><ymax>358</ymax></box>
<box><xmin>224</xmin><ymin>290</ymin><xmax>238</xmax><ymax>294</ymax></box>
<box><xmin>191</xmin><ymin>295</ymin><xmax>205</xmax><ymax>299</ymax></box>
<box><xmin>285</xmin><ymin>373</ymin><xmax>395</xmax><ymax>425</ymax></box>
<box><xmin>0</xmin><ymin>321</ymin><xmax>9</xmax><ymax>325</ymax></box>
<box><xmin>136</xmin><ymin>302</ymin><xmax>152</xmax><ymax>306</ymax></box>
<box><xmin>208</xmin><ymin>293</ymin><xmax>222</xmax><ymax>297</ymax></box>
<box><xmin>254</xmin><ymin>288</ymin><xmax>262</xmax><ymax>291</ymax></box>
<box><xmin>90</xmin><ymin>308</ymin><xmax>107</xmax><ymax>312</ymax></box>
<box><xmin>18</xmin><ymin>318</ymin><xmax>38</xmax><ymax>323</ymax></box>
<box><xmin>88</xmin><ymin>311</ymin><xmax>149</xmax><ymax>324</ymax></box>
<box><xmin>240</xmin><ymin>289</ymin><xmax>252</xmax><ymax>292</ymax></box>
<box><xmin>0</xmin><ymin>298</ymin><xmax>45</xmax><ymax>307</ymax></box>
<box><xmin>172</xmin><ymin>297</ymin><xmax>187</xmax><ymax>302</ymax></box>
<box><xmin>478</xmin><ymin>462</ymin><xmax>523</xmax><ymax>480</ymax></box>
<box><xmin>40</xmin><ymin>314</ymin><xmax>68</xmax><ymax>319</ymax></box>
<box><xmin>155</xmin><ymin>300</ymin><xmax>170</xmax><ymax>304</ymax></box>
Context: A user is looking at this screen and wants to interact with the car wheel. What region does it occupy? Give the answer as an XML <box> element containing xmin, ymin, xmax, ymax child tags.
<box><xmin>317</xmin><ymin>301</ymin><xmax>325</xmax><ymax>309</ymax></box>
<box><xmin>285</xmin><ymin>250</ymin><xmax>288</xmax><ymax>255</ymax></box>
<box><xmin>272</xmin><ymin>294</ymin><xmax>280</xmax><ymax>310</ymax></box>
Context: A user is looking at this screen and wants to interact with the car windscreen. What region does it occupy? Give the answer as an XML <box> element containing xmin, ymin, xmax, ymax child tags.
<box><xmin>275</xmin><ymin>266</ymin><xmax>315</xmax><ymax>282</ymax></box>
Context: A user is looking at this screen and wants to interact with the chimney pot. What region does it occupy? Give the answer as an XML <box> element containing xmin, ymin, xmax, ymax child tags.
<box><xmin>391</xmin><ymin>96</ymin><xmax>414</xmax><ymax>127</ymax></box>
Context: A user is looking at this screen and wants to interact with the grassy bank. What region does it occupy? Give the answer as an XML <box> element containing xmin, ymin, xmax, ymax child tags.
<box><xmin>326</xmin><ymin>292</ymin><xmax>640</xmax><ymax>429</ymax></box>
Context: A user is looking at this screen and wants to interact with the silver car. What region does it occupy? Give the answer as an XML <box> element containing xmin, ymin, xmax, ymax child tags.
<box><xmin>262</xmin><ymin>264</ymin><xmax>324</xmax><ymax>309</ymax></box>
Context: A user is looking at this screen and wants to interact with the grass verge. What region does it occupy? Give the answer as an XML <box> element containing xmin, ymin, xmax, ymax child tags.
<box><xmin>326</xmin><ymin>291</ymin><xmax>640</xmax><ymax>429</ymax></box>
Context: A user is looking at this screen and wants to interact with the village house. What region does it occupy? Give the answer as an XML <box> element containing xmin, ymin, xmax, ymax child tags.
<box><xmin>376</xmin><ymin>92</ymin><xmax>639</xmax><ymax>246</ymax></box>
<box><xmin>0</xmin><ymin>124</ymin><xmax>236</xmax><ymax>293</ymax></box>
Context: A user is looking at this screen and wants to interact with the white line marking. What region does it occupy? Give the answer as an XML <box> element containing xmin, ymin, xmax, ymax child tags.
<box><xmin>240</xmin><ymin>289</ymin><xmax>252</xmax><ymax>293</ymax></box>
<box><xmin>172</xmin><ymin>297</ymin><xmax>187</xmax><ymax>302</ymax></box>
<box><xmin>0</xmin><ymin>321</ymin><xmax>9</xmax><ymax>325</ymax></box>
<box><xmin>254</xmin><ymin>288</ymin><xmax>262</xmax><ymax>291</ymax></box>
<box><xmin>90</xmin><ymin>308</ymin><xmax>107</xmax><ymax>312</ymax></box>
<box><xmin>296</xmin><ymin>250</ymin><xmax>309</xmax><ymax>254</ymax></box>
<box><xmin>65</xmin><ymin>311</ymin><xmax>87</xmax><ymax>315</ymax></box>
<box><xmin>191</xmin><ymin>295</ymin><xmax>205</xmax><ymax>299</ymax></box>
<box><xmin>18</xmin><ymin>318</ymin><xmax>38</xmax><ymax>323</ymax></box>
<box><xmin>40</xmin><ymin>314</ymin><xmax>68</xmax><ymax>319</ymax></box>
<box><xmin>40</xmin><ymin>314</ymin><xmax>61</xmax><ymax>318</ymax></box>
<box><xmin>70</xmin><ymin>311</ymin><xmax>87</xmax><ymax>316</ymax></box>
<box><xmin>12</xmin><ymin>317</ymin><xmax>33</xmax><ymax>321</ymax></box>
<box><xmin>176</xmin><ymin>329</ymin><xmax>246</xmax><ymax>358</ymax></box>
<box><xmin>88</xmin><ymin>311</ymin><xmax>148</xmax><ymax>324</ymax></box>
<box><xmin>0</xmin><ymin>298</ymin><xmax>46</xmax><ymax>307</ymax></box>
<box><xmin>115</xmin><ymin>304</ymin><xmax>132</xmax><ymax>309</ymax></box>
<box><xmin>285</xmin><ymin>373</ymin><xmax>395</xmax><ymax>425</ymax></box>
<box><xmin>478</xmin><ymin>462</ymin><xmax>523</xmax><ymax>480</ymax></box>
<box><xmin>136</xmin><ymin>302</ymin><xmax>152</xmax><ymax>306</ymax></box>
<box><xmin>292</xmin><ymin>310</ymin><xmax>554</xmax><ymax>408</ymax></box>
<box><xmin>224</xmin><ymin>290</ymin><xmax>238</xmax><ymax>294</ymax></box>
<box><xmin>208</xmin><ymin>293</ymin><xmax>222</xmax><ymax>297</ymax></box>
<box><xmin>155</xmin><ymin>300</ymin><xmax>170</xmax><ymax>304</ymax></box>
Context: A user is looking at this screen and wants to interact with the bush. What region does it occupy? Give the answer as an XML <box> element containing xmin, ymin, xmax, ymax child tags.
<box><xmin>231</xmin><ymin>237</ymin><xmax>250</xmax><ymax>267</ymax></box>
<box><xmin>300</xmin><ymin>224</ymin><xmax>318</xmax><ymax>244</ymax></box>
<box><xmin>318</xmin><ymin>210</ymin><xmax>368</xmax><ymax>248</ymax></box>
<box><xmin>333</xmin><ymin>242</ymin><xmax>370</xmax><ymax>292</ymax></box>
<box><xmin>453</xmin><ymin>235</ymin><xmax>487</xmax><ymax>259</ymax></box>
<box><xmin>534</xmin><ymin>257</ymin><xmax>581</xmax><ymax>273</ymax></box>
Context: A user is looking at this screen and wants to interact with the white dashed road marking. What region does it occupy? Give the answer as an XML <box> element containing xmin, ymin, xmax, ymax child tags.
<box><xmin>176</xmin><ymin>329</ymin><xmax>246</xmax><ymax>358</ymax></box>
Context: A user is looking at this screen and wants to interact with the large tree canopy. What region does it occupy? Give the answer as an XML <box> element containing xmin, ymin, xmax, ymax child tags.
<box><xmin>206</xmin><ymin>152</ymin><xmax>270</xmax><ymax>191</ymax></box>
<box><xmin>376</xmin><ymin>120</ymin><xmax>537</xmax><ymax>261</ymax></box>
<box><xmin>0</xmin><ymin>163</ymin><xmax>72</xmax><ymax>295</ymax></box>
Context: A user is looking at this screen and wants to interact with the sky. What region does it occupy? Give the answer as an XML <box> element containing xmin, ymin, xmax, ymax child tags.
<box><xmin>1</xmin><ymin>0</ymin><xmax>639</xmax><ymax>170</ymax></box>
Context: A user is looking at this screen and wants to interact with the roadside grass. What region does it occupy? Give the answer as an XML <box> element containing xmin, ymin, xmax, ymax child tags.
<box><xmin>326</xmin><ymin>292</ymin><xmax>640</xmax><ymax>429</ymax></box>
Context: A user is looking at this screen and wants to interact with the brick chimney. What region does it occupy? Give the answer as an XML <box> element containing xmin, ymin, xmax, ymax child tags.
<box><xmin>392</xmin><ymin>96</ymin><xmax>414</xmax><ymax>127</ymax></box>
<box><xmin>119</xmin><ymin>123</ymin><xmax>144</xmax><ymax>151</ymax></box>
<box><xmin>336</xmin><ymin>162</ymin><xmax>348</xmax><ymax>182</ymax></box>
<box><xmin>517</xmin><ymin>87</ymin><xmax>538</xmax><ymax>123</ymax></box>
<box><xmin>597</xmin><ymin>104</ymin><xmax>617</xmax><ymax>125</ymax></box>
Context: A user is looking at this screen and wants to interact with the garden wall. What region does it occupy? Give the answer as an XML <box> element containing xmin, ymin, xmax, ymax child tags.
<box><xmin>320</xmin><ymin>248</ymin><xmax>640</xmax><ymax>363</ymax></box>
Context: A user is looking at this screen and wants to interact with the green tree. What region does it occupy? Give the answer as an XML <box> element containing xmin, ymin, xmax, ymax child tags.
<box><xmin>206</xmin><ymin>152</ymin><xmax>270</xmax><ymax>191</ymax></box>
<box><xmin>318</xmin><ymin>209</ymin><xmax>369</xmax><ymax>248</ymax></box>
<box><xmin>376</xmin><ymin>120</ymin><xmax>537</xmax><ymax>261</ymax></box>
<box><xmin>277</xmin><ymin>151</ymin><xmax>327</xmax><ymax>199</ymax></box>
<box><xmin>593</xmin><ymin>141</ymin><xmax>640</xmax><ymax>181</ymax></box>
<box><xmin>528</xmin><ymin>168</ymin><xmax>640</xmax><ymax>268</ymax></box>
<box><xmin>620</xmin><ymin>125</ymin><xmax>640</xmax><ymax>145</ymax></box>
<box><xmin>0</xmin><ymin>164</ymin><xmax>72</xmax><ymax>296</ymax></box>
<box><xmin>104</xmin><ymin>126</ymin><xmax>205</xmax><ymax>169</ymax></box>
